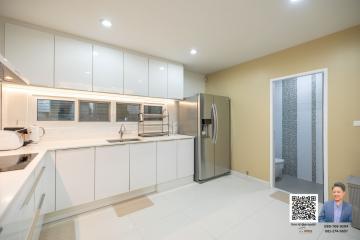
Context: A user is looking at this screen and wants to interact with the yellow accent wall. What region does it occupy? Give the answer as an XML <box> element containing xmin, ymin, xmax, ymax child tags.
<box><xmin>206</xmin><ymin>25</ymin><xmax>360</xmax><ymax>199</ymax></box>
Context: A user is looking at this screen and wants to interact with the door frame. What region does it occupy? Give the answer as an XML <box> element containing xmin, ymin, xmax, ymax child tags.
<box><xmin>269</xmin><ymin>68</ymin><xmax>328</xmax><ymax>201</ymax></box>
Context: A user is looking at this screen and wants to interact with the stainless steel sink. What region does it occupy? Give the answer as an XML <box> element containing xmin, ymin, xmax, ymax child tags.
<box><xmin>106</xmin><ymin>138</ymin><xmax>142</xmax><ymax>143</ymax></box>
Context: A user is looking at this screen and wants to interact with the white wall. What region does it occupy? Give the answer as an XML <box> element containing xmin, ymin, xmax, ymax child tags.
<box><xmin>183</xmin><ymin>70</ymin><xmax>205</xmax><ymax>98</ymax></box>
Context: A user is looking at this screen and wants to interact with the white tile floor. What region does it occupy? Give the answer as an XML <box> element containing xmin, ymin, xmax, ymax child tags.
<box><xmin>41</xmin><ymin>174</ymin><xmax>360</xmax><ymax>240</ymax></box>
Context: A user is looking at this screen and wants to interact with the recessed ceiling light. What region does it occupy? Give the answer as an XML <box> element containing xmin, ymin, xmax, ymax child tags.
<box><xmin>290</xmin><ymin>0</ymin><xmax>302</xmax><ymax>3</ymax></box>
<box><xmin>159</xmin><ymin>66</ymin><xmax>165</xmax><ymax>71</ymax></box>
<box><xmin>100</xmin><ymin>19</ymin><xmax>112</xmax><ymax>28</ymax></box>
<box><xmin>190</xmin><ymin>49</ymin><xmax>197</xmax><ymax>55</ymax></box>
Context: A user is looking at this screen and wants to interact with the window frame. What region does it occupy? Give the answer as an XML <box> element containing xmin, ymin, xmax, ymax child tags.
<box><xmin>115</xmin><ymin>102</ymin><xmax>141</xmax><ymax>122</ymax></box>
<box><xmin>35</xmin><ymin>96</ymin><xmax>76</xmax><ymax>123</ymax></box>
<box><xmin>78</xmin><ymin>100</ymin><xmax>111</xmax><ymax>122</ymax></box>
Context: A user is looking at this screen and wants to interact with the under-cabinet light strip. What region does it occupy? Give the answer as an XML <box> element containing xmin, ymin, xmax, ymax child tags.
<box><xmin>2</xmin><ymin>83</ymin><xmax>176</xmax><ymax>104</ymax></box>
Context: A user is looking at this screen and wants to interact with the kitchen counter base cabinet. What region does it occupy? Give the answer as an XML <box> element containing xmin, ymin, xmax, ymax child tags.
<box><xmin>177</xmin><ymin>139</ymin><xmax>194</xmax><ymax>178</ymax></box>
<box><xmin>156</xmin><ymin>141</ymin><xmax>177</xmax><ymax>184</ymax></box>
<box><xmin>35</xmin><ymin>151</ymin><xmax>55</xmax><ymax>215</ymax></box>
<box><xmin>0</xmin><ymin>173</ymin><xmax>35</xmax><ymax>240</ymax></box>
<box><xmin>0</xmin><ymin>151</ymin><xmax>55</xmax><ymax>240</ymax></box>
<box><xmin>55</xmin><ymin>148</ymin><xmax>95</xmax><ymax>211</ymax></box>
<box><xmin>95</xmin><ymin>145</ymin><xmax>130</xmax><ymax>200</ymax></box>
<box><xmin>130</xmin><ymin>142</ymin><xmax>156</xmax><ymax>191</ymax></box>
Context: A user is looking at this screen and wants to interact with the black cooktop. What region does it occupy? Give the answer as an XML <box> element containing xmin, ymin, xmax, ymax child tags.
<box><xmin>0</xmin><ymin>153</ymin><xmax>38</xmax><ymax>172</ymax></box>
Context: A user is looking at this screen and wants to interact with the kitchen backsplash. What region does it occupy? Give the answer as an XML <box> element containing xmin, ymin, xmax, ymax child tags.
<box><xmin>1</xmin><ymin>84</ymin><xmax>179</xmax><ymax>141</ymax></box>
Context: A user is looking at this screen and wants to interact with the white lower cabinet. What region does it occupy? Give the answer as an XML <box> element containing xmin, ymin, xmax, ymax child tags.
<box><xmin>130</xmin><ymin>142</ymin><xmax>156</xmax><ymax>191</ymax></box>
<box><xmin>55</xmin><ymin>148</ymin><xmax>95</xmax><ymax>210</ymax></box>
<box><xmin>176</xmin><ymin>139</ymin><xmax>195</xmax><ymax>178</ymax></box>
<box><xmin>0</xmin><ymin>173</ymin><xmax>35</xmax><ymax>240</ymax></box>
<box><xmin>95</xmin><ymin>145</ymin><xmax>130</xmax><ymax>200</ymax></box>
<box><xmin>0</xmin><ymin>150</ymin><xmax>55</xmax><ymax>240</ymax></box>
<box><xmin>35</xmin><ymin>151</ymin><xmax>55</xmax><ymax>215</ymax></box>
<box><xmin>156</xmin><ymin>141</ymin><xmax>177</xmax><ymax>184</ymax></box>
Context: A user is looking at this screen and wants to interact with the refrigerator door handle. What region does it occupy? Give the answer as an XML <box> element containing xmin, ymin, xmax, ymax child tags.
<box><xmin>211</xmin><ymin>103</ymin><xmax>216</xmax><ymax>143</ymax></box>
<box><xmin>214</xmin><ymin>103</ymin><xmax>219</xmax><ymax>143</ymax></box>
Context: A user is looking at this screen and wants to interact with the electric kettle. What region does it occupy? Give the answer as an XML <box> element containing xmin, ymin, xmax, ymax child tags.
<box><xmin>29</xmin><ymin>125</ymin><xmax>45</xmax><ymax>143</ymax></box>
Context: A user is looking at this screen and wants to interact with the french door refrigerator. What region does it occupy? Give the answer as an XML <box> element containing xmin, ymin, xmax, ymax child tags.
<box><xmin>179</xmin><ymin>94</ymin><xmax>231</xmax><ymax>182</ymax></box>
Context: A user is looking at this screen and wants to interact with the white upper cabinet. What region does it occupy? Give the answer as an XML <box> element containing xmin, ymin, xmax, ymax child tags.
<box><xmin>123</xmin><ymin>52</ymin><xmax>149</xmax><ymax>96</ymax></box>
<box><xmin>93</xmin><ymin>45</ymin><xmax>124</xmax><ymax>94</ymax></box>
<box><xmin>167</xmin><ymin>63</ymin><xmax>184</xmax><ymax>99</ymax></box>
<box><xmin>5</xmin><ymin>23</ymin><xmax>54</xmax><ymax>87</ymax></box>
<box><xmin>149</xmin><ymin>58</ymin><xmax>168</xmax><ymax>98</ymax></box>
<box><xmin>54</xmin><ymin>36</ymin><xmax>92</xmax><ymax>91</ymax></box>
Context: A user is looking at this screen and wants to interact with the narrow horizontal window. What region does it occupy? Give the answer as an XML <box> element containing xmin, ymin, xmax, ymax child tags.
<box><xmin>79</xmin><ymin>101</ymin><xmax>110</xmax><ymax>122</ymax></box>
<box><xmin>144</xmin><ymin>105</ymin><xmax>163</xmax><ymax>120</ymax></box>
<box><xmin>37</xmin><ymin>99</ymin><xmax>75</xmax><ymax>121</ymax></box>
<box><xmin>116</xmin><ymin>103</ymin><xmax>140</xmax><ymax>122</ymax></box>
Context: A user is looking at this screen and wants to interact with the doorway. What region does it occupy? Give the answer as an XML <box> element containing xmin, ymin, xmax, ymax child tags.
<box><xmin>270</xmin><ymin>69</ymin><xmax>328</xmax><ymax>202</ymax></box>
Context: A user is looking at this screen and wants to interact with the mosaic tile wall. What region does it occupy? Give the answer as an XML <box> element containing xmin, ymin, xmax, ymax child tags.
<box><xmin>282</xmin><ymin>78</ymin><xmax>297</xmax><ymax>177</ymax></box>
<box><xmin>280</xmin><ymin>74</ymin><xmax>323</xmax><ymax>183</ymax></box>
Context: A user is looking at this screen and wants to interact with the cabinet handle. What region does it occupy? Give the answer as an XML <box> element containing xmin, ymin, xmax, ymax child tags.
<box><xmin>25</xmin><ymin>193</ymin><xmax>46</xmax><ymax>240</ymax></box>
<box><xmin>22</xmin><ymin>166</ymin><xmax>46</xmax><ymax>208</ymax></box>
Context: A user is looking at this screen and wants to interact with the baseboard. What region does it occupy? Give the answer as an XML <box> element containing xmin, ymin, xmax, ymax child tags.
<box><xmin>156</xmin><ymin>176</ymin><xmax>194</xmax><ymax>192</ymax></box>
<box><xmin>44</xmin><ymin>186</ymin><xmax>156</xmax><ymax>224</ymax></box>
<box><xmin>231</xmin><ymin>170</ymin><xmax>270</xmax><ymax>186</ymax></box>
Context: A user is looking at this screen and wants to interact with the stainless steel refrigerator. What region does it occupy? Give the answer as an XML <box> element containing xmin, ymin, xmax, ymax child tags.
<box><xmin>179</xmin><ymin>94</ymin><xmax>230</xmax><ymax>182</ymax></box>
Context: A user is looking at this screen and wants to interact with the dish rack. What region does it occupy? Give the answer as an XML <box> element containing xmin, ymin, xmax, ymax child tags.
<box><xmin>138</xmin><ymin>111</ymin><xmax>170</xmax><ymax>137</ymax></box>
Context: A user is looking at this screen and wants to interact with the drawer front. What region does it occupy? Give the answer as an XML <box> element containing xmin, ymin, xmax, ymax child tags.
<box><xmin>0</xmin><ymin>153</ymin><xmax>51</xmax><ymax>240</ymax></box>
<box><xmin>0</xmin><ymin>172</ymin><xmax>35</xmax><ymax>240</ymax></box>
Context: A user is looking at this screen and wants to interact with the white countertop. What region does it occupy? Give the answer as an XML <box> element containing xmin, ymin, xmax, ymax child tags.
<box><xmin>0</xmin><ymin>134</ymin><xmax>194</xmax><ymax>221</ymax></box>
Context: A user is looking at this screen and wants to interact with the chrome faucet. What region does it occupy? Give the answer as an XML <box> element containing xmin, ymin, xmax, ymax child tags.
<box><xmin>118</xmin><ymin>124</ymin><xmax>126</xmax><ymax>140</ymax></box>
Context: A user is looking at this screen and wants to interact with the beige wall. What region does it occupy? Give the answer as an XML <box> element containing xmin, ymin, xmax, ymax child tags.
<box><xmin>206</xmin><ymin>26</ymin><xmax>360</xmax><ymax>199</ymax></box>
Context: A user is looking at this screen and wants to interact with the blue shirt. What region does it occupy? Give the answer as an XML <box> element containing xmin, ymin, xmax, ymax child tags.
<box><xmin>333</xmin><ymin>201</ymin><xmax>342</xmax><ymax>223</ymax></box>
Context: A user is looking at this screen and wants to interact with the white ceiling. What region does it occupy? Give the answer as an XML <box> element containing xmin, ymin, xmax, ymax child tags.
<box><xmin>0</xmin><ymin>0</ymin><xmax>359</xmax><ymax>74</ymax></box>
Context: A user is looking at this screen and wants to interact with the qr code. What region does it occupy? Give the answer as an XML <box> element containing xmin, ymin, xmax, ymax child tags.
<box><xmin>289</xmin><ymin>194</ymin><xmax>318</xmax><ymax>223</ymax></box>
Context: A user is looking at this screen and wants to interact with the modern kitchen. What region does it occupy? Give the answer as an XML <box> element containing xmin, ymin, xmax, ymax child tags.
<box><xmin>0</xmin><ymin>1</ymin><xmax>359</xmax><ymax>240</ymax></box>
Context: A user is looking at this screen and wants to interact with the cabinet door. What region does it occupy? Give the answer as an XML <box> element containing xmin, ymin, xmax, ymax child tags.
<box><xmin>35</xmin><ymin>151</ymin><xmax>55</xmax><ymax>215</ymax></box>
<box><xmin>130</xmin><ymin>142</ymin><xmax>156</xmax><ymax>191</ymax></box>
<box><xmin>0</xmin><ymin>172</ymin><xmax>35</xmax><ymax>240</ymax></box>
<box><xmin>95</xmin><ymin>145</ymin><xmax>129</xmax><ymax>200</ymax></box>
<box><xmin>54</xmin><ymin>36</ymin><xmax>92</xmax><ymax>91</ymax></box>
<box><xmin>124</xmin><ymin>52</ymin><xmax>148</xmax><ymax>96</ymax></box>
<box><xmin>177</xmin><ymin>139</ymin><xmax>194</xmax><ymax>178</ymax></box>
<box><xmin>149</xmin><ymin>58</ymin><xmax>167</xmax><ymax>98</ymax></box>
<box><xmin>93</xmin><ymin>45</ymin><xmax>124</xmax><ymax>94</ymax></box>
<box><xmin>167</xmin><ymin>63</ymin><xmax>184</xmax><ymax>99</ymax></box>
<box><xmin>56</xmin><ymin>148</ymin><xmax>95</xmax><ymax>210</ymax></box>
<box><xmin>5</xmin><ymin>23</ymin><xmax>54</xmax><ymax>87</ymax></box>
<box><xmin>157</xmin><ymin>141</ymin><xmax>177</xmax><ymax>184</ymax></box>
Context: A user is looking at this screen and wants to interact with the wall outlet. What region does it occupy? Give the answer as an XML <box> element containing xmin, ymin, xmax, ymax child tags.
<box><xmin>353</xmin><ymin>121</ymin><xmax>360</xmax><ymax>127</ymax></box>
